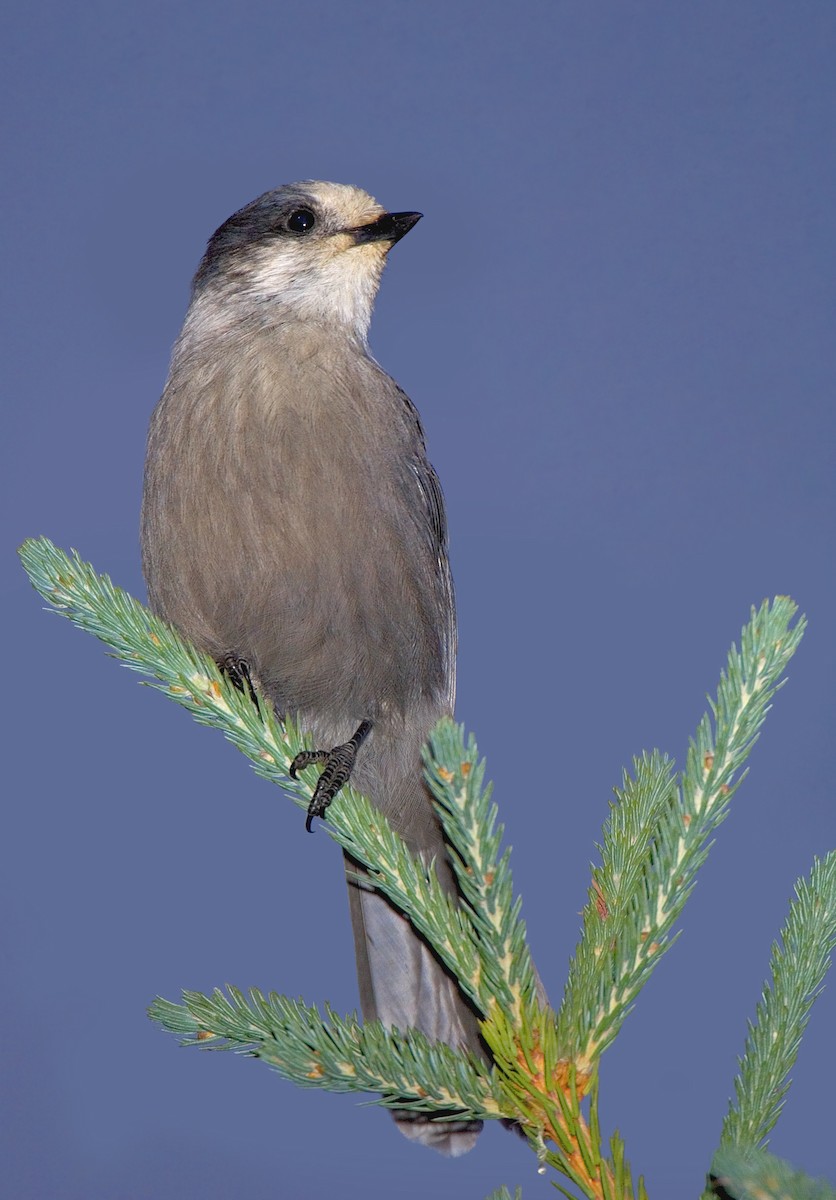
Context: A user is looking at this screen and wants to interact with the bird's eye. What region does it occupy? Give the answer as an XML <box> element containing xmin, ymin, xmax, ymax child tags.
<box><xmin>286</xmin><ymin>208</ymin><xmax>316</xmax><ymax>234</ymax></box>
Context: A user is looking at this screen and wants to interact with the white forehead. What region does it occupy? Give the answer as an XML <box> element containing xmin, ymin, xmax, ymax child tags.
<box><xmin>300</xmin><ymin>180</ymin><xmax>386</xmax><ymax>225</ymax></box>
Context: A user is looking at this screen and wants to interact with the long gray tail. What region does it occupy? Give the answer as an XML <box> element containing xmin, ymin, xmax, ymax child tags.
<box><xmin>342</xmin><ymin>720</ymin><xmax>487</xmax><ymax>1155</ymax></box>
<box><xmin>345</xmin><ymin>857</ymin><xmax>484</xmax><ymax>1155</ymax></box>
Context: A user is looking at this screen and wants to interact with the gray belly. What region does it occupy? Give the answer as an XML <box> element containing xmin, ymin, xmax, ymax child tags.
<box><xmin>141</xmin><ymin>379</ymin><xmax>448</xmax><ymax>728</ymax></box>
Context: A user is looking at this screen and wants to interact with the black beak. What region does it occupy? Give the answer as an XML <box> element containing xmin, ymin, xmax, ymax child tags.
<box><xmin>351</xmin><ymin>211</ymin><xmax>422</xmax><ymax>246</ymax></box>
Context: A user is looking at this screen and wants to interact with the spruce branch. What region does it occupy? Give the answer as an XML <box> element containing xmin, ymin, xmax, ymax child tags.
<box><xmin>149</xmin><ymin>987</ymin><xmax>501</xmax><ymax>1118</ymax></box>
<box><xmin>479</xmin><ymin>1005</ymin><xmax>649</xmax><ymax>1200</ymax></box>
<box><xmin>421</xmin><ymin>722</ymin><xmax>644</xmax><ymax>1195</ymax></box>
<box><xmin>559</xmin><ymin>751</ymin><xmax>679</xmax><ymax>1066</ymax></box>
<box><xmin>322</xmin><ymin>785</ymin><xmax>486</xmax><ymax>1010</ymax></box>
<box><xmin>718</xmin><ymin>851</ymin><xmax>836</xmax><ymax>1152</ymax></box>
<box><xmin>709</xmin><ymin>1146</ymin><xmax>836</xmax><ymax>1200</ymax></box>
<box><xmin>18</xmin><ymin>537</ymin><xmax>501</xmax><ymax>1115</ymax></box>
<box><xmin>18</xmin><ymin>537</ymin><xmax>484</xmax><ymax>1004</ymax></box>
<box><xmin>20</xmin><ymin>537</ymin><xmax>826</xmax><ymax>1198</ymax></box>
<box><xmin>558</xmin><ymin>599</ymin><xmax>806</xmax><ymax>1072</ymax></box>
<box><xmin>423</xmin><ymin>718</ymin><xmax>541</xmax><ymax>1021</ymax></box>
<box><xmin>17</xmin><ymin>537</ymin><xmax>307</xmax><ymax>797</ymax></box>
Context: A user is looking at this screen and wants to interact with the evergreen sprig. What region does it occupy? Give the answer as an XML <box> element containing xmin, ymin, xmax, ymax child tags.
<box><xmin>314</xmin><ymin>783</ymin><xmax>486</xmax><ymax>1010</ymax></box>
<box><xmin>719</xmin><ymin>851</ymin><xmax>836</xmax><ymax>1151</ymax></box>
<box><xmin>557</xmin><ymin>599</ymin><xmax>806</xmax><ymax>1072</ymax></box>
<box><xmin>558</xmin><ymin>751</ymin><xmax>679</xmax><ymax>1064</ymax></box>
<box><xmin>17</xmin><ymin>537</ymin><xmax>309</xmax><ymax>801</ymax></box>
<box><xmin>485</xmin><ymin>1007</ymin><xmax>648</xmax><ymax>1200</ymax></box>
<box><xmin>710</xmin><ymin>1146</ymin><xmax>836</xmax><ymax>1200</ymax></box>
<box><xmin>423</xmin><ymin>719</ymin><xmax>541</xmax><ymax>1020</ymax></box>
<box><xmin>149</xmin><ymin>987</ymin><xmax>501</xmax><ymax>1118</ymax></box>
<box><xmin>18</xmin><ymin>537</ymin><xmax>486</xmax><ymax>1008</ymax></box>
<box><xmin>19</xmin><ymin>537</ymin><xmax>830</xmax><ymax>1199</ymax></box>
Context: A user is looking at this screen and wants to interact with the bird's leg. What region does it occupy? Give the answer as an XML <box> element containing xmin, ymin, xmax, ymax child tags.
<box><xmin>219</xmin><ymin>654</ymin><xmax>261</xmax><ymax>715</ymax></box>
<box><xmin>290</xmin><ymin>720</ymin><xmax>373</xmax><ymax>832</ymax></box>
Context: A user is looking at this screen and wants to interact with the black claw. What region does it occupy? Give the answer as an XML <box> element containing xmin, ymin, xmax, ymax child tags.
<box><xmin>289</xmin><ymin>749</ymin><xmax>330</xmax><ymax>778</ymax></box>
<box><xmin>297</xmin><ymin>721</ymin><xmax>373</xmax><ymax>831</ymax></box>
<box><xmin>219</xmin><ymin>655</ymin><xmax>261</xmax><ymax>715</ymax></box>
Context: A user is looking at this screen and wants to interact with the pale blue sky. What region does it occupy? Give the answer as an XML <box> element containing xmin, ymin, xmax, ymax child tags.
<box><xmin>3</xmin><ymin>3</ymin><xmax>835</xmax><ymax>1196</ymax></box>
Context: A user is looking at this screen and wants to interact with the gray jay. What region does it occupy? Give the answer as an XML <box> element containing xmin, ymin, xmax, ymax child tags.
<box><xmin>141</xmin><ymin>181</ymin><xmax>484</xmax><ymax>1154</ymax></box>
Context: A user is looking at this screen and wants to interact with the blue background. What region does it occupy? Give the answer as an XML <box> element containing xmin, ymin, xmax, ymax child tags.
<box><xmin>3</xmin><ymin>3</ymin><xmax>834</xmax><ymax>1196</ymax></box>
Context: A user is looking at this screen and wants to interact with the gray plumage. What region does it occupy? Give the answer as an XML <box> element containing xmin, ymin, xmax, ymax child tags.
<box><xmin>141</xmin><ymin>181</ymin><xmax>483</xmax><ymax>1154</ymax></box>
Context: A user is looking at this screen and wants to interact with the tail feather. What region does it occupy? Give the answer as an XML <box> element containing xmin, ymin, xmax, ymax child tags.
<box><xmin>347</xmin><ymin>866</ymin><xmax>481</xmax><ymax>1045</ymax></box>
<box><xmin>346</xmin><ymin>858</ymin><xmax>484</xmax><ymax>1154</ymax></box>
<box><xmin>390</xmin><ymin>1110</ymin><xmax>482</xmax><ymax>1157</ymax></box>
<box><xmin>331</xmin><ymin>717</ymin><xmax>492</xmax><ymax>1154</ymax></box>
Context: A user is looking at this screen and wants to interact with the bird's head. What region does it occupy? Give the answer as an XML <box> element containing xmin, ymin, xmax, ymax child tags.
<box><xmin>189</xmin><ymin>181</ymin><xmax>421</xmax><ymax>343</ymax></box>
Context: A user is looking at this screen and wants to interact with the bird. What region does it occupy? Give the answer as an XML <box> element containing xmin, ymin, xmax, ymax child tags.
<box><xmin>140</xmin><ymin>181</ymin><xmax>484</xmax><ymax>1154</ymax></box>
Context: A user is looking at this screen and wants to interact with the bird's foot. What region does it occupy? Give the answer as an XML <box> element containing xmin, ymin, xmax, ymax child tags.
<box><xmin>219</xmin><ymin>655</ymin><xmax>261</xmax><ymax>715</ymax></box>
<box><xmin>290</xmin><ymin>720</ymin><xmax>373</xmax><ymax>831</ymax></box>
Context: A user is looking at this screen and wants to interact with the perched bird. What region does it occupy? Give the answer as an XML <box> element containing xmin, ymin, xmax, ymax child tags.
<box><xmin>141</xmin><ymin>181</ymin><xmax>484</xmax><ymax>1153</ymax></box>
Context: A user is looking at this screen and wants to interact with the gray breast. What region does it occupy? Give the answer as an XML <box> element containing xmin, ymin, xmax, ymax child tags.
<box><xmin>141</xmin><ymin>324</ymin><xmax>454</xmax><ymax>727</ymax></box>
